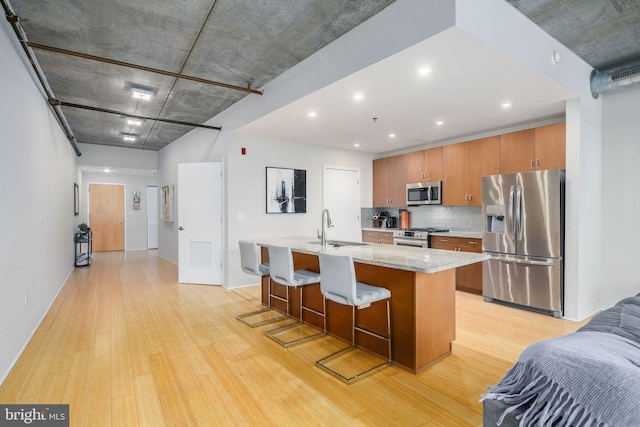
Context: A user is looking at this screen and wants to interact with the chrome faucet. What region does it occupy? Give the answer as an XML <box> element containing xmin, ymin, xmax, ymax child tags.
<box><xmin>317</xmin><ymin>208</ymin><xmax>334</xmax><ymax>246</ymax></box>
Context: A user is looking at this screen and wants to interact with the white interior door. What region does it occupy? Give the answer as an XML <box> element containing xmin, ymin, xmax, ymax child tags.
<box><xmin>323</xmin><ymin>166</ymin><xmax>361</xmax><ymax>242</ymax></box>
<box><xmin>147</xmin><ymin>186</ymin><xmax>158</xmax><ymax>249</ymax></box>
<box><xmin>178</xmin><ymin>162</ymin><xmax>223</xmax><ymax>285</ymax></box>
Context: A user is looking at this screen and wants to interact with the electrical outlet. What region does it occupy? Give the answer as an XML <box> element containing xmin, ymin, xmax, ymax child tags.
<box><xmin>25</xmin><ymin>292</ymin><xmax>29</xmax><ymax>305</ymax></box>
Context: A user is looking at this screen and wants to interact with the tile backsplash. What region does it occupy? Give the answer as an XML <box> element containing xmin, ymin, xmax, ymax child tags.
<box><xmin>362</xmin><ymin>206</ymin><xmax>482</xmax><ymax>232</ymax></box>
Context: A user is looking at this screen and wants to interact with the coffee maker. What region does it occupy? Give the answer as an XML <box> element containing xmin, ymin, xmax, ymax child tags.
<box><xmin>372</xmin><ymin>211</ymin><xmax>388</xmax><ymax>228</ymax></box>
<box><xmin>386</xmin><ymin>216</ymin><xmax>397</xmax><ymax>228</ymax></box>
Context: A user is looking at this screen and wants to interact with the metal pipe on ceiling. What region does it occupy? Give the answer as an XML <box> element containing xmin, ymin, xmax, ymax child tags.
<box><xmin>590</xmin><ymin>57</ymin><xmax>640</xmax><ymax>99</ymax></box>
<box><xmin>27</xmin><ymin>42</ymin><xmax>264</xmax><ymax>96</ymax></box>
<box><xmin>49</xmin><ymin>99</ymin><xmax>222</xmax><ymax>131</ymax></box>
<box><xmin>3</xmin><ymin>6</ymin><xmax>82</xmax><ymax>156</ymax></box>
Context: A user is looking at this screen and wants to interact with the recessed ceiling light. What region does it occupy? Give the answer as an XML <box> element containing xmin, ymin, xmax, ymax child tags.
<box><xmin>307</xmin><ymin>111</ymin><xmax>317</xmax><ymax>118</ymax></box>
<box><xmin>127</xmin><ymin>118</ymin><xmax>142</xmax><ymax>126</ymax></box>
<box><xmin>418</xmin><ymin>67</ymin><xmax>431</xmax><ymax>76</ymax></box>
<box><xmin>435</xmin><ymin>121</ymin><xmax>444</xmax><ymax>125</ymax></box>
<box><xmin>131</xmin><ymin>88</ymin><xmax>152</xmax><ymax>100</ymax></box>
<box><xmin>389</xmin><ymin>133</ymin><xmax>396</xmax><ymax>138</ymax></box>
<box><xmin>123</xmin><ymin>135</ymin><xmax>136</xmax><ymax>142</ymax></box>
<box><xmin>353</xmin><ymin>93</ymin><xmax>364</xmax><ymax>101</ymax></box>
<box><xmin>104</xmin><ymin>168</ymin><xmax>111</xmax><ymax>173</ymax></box>
<box><xmin>354</xmin><ymin>143</ymin><xmax>360</xmax><ymax>147</ymax></box>
<box><xmin>501</xmin><ymin>102</ymin><xmax>512</xmax><ymax>108</ymax></box>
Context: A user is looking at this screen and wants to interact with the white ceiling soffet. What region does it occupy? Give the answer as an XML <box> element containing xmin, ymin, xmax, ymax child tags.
<box><xmin>235</xmin><ymin>28</ymin><xmax>577</xmax><ymax>154</ymax></box>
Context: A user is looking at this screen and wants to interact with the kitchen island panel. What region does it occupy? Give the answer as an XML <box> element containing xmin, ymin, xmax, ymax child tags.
<box><xmin>415</xmin><ymin>268</ymin><xmax>456</xmax><ymax>369</ymax></box>
<box><xmin>353</xmin><ymin>263</ymin><xmax>417</xmax><ymax>370</ymax></box>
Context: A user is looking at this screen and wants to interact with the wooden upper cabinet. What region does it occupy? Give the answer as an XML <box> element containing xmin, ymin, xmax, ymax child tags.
<box><xmin>424</xmin><ymin>146</ymin><xmax>443</xmax><ymax>181</ymax></box>
<box><xmin>501</xmin><ymin>123</ymin><xmax>566</xmax><ymax>173</ymax></box>
<box><xmin>443</xmin><ymin>137</ymin><xmax>500</xmax><ymax>206</ymax></box>
<box><xmin>373</xmin><ymin>157</ymin><xmax>390</xmax><ymax>207</ymax></box>
<box><xmin>388</xmin><ymin>155</ymin><xmax>406</xmax><ymax>207</ymax></box>
<box><xmin>404</xmin><ymin>151</ymin><xmax>425</xmax><ymax>183</ymax></box>
<box><xmin>534</xmin><ymin>122</ymin><xmax>566</xmax><ymax>171</ymax></box>
<box><xmin>404</xmin><ymin>147</ymin><xmax>443</xmax><ymax>183</ymax></box>
<box><xmin>443</xmin><ymin>142</ymin><xmax>470</xmax><ymax>206</ymax></box>
<box><xmin>500</xmin><ymin>129</ymin><xmax>535</xmax><ymax>174</ymax></box>
<box><xmin>373</xmin><ymin>156</ymin><xmax>407</xmax><ymax>207</ymax></box>
<box><xmin>468</xmin><ymin>136</ymin><xmax>501</xmax><ymax>205</ymax></box>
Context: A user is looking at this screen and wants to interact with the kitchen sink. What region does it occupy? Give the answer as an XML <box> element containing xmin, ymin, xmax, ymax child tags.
<box><xmin>308</xmin><ymin>240</ymin><xmax>369</xmax><ymax>248</ymax></box>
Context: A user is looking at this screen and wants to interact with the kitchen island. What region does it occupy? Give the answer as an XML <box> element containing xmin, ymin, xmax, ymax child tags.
<box><xmin>253</xmin><ymin>236</ymin><xmax>489</xmax><ymax>373</ymax></box>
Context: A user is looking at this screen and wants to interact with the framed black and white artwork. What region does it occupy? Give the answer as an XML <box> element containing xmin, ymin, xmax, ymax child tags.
<box><xmin>266</xmin><ymin>167</ymin><xmax>306</xmax><ymax>214</ymax></box>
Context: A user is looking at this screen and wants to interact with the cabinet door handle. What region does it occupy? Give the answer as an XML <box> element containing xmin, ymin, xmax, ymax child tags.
<box><xmin>468</xmin><ymin>194</ymin><xmax>472</xmax><ymax>202</ymax></box>
<box><xmin>439</xmin><ymin>239</ymin><xmax>448</xmax><ymax>242</ymax></box>
<box><xmin>530</xmin><ymin>159</ymin><xmax>534</xmax><ymax>168</ymax></box>
<box><xmin>535</xmin><ymin>159</ymin><xmax>540</xmax><ymax>168</ymax></box>
<box><xmin>468</xmin><ymin>241</ymin><xmax>478</xmax><ymax>245</ymax></box>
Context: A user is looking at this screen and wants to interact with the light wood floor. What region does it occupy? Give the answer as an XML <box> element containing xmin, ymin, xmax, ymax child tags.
<box><xmin>0</xmin><ymin>251</ymin><xmax>589</xmax><ymax>426</ymax></box>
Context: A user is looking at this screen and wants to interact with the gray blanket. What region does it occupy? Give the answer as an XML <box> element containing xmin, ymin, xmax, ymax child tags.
<box><xmin>483</xmin><ymin>298</ymin><xmax>640</xmax><ymax>426</ymax></box>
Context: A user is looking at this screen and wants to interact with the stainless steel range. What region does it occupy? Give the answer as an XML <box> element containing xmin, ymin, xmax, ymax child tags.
<box><xmin>394</xmin><ymin>228</ymin><xmax>449</xmax><ymax>248</ymax></box>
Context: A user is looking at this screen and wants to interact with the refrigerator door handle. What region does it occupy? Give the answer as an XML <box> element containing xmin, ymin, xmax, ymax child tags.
<box><xmin>507</xmin><ymin>185</ymin><xmax>516</xmax><ymax>240</ymax></box>
<box><xmin>515</xmin><ymin>185</ymin><xmax>523</xmax><ymax>238</ymax></box>
<box><xmin>490</xmin><ymin>255</ymin><xmax>555</xmax><ymax>267</ymax></box>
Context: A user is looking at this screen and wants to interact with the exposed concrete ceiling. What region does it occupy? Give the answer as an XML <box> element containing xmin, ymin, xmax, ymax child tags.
<box><xmin>508</xmin><ymin>0</ymin><xmax>640</xmax><ymax>70</ymax></box>
<box><xmin>4</xmin><ymin>0</ymin><xmax>640</xmax><ymax>154</ymax></box>
<box><xmin>6</xmin><ymin>0</ymin><xmax>394</xmax><ymax>151</ymax></box>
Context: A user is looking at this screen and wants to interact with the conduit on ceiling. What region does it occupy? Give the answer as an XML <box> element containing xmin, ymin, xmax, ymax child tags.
<box><xmin>3</xmin><ymin>3</ymin><xmax>82</xmax><ymax>156</ymax></box>
<box><xmin>27</xmin><ymin>42</ymin><xmax>264</xmax><ymax>95</ymax></box>
<box><xmin>50</xmin><ymin>99</ymin><xmax>223</xmax><ymax>131</ymax></box>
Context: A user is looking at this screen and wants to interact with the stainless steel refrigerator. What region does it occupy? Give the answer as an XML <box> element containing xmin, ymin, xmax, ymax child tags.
<box><xmin>482</xmin><ymin>169</ymin><xmax>565</xmax><ymax>317</ymax></box>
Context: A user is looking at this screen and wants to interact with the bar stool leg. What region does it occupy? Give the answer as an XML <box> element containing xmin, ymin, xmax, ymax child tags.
<box><xmin>236</xmin><ymin>277</ymin><xmax>288</xmax><ymax>327</ymax></box>
<box><xmin>315</xmin><ymin>299</ymin><xmax>392</xmax><ymax>384</ymax></box>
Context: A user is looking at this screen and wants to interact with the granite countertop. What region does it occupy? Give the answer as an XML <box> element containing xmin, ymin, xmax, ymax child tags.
<box><xmin>253</xmin><ymin>236</ymin><xmax>489</xmax><ymax>274</ymax></box>
<box><xmin>361</xmin><ymin>228</ymin><xmax>483</xmax><ymax>239</ymax></box>
<box><xmin>431</xmin><ymin>231</ymin><xmax>483</xmax><ymax>239</ymax></box>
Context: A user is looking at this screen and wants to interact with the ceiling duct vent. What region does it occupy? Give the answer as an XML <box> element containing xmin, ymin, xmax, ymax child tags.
<box><xmin>590</xmin><ymin>58</ymin><xmax>640</xmax><ymax>99</ymax></box>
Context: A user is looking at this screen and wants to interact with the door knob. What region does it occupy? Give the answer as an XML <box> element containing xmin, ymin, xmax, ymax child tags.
<box><xmin>178</xmin><ymin>226</ymin><xmax>185</xmax><ymax>231</ymax></box>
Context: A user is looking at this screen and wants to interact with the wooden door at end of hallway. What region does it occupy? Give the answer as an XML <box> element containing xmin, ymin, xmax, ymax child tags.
<box><xmin>89</xmin><ymin>183</ymin><xmax>125</xmax><ymax>252</ymax></box>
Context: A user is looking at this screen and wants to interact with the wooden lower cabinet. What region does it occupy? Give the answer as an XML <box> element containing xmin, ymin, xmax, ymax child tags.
<box><xmin>430</xmin><ymin>236</ymin><xmax>483</xmax><ymax>294</ymax></box>
<box><xmin>362</xmin><ymin>230</ymin><xmax>394</xmax><ymax>244</ymax></box>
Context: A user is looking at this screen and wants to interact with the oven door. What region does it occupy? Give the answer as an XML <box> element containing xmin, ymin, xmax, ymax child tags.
<box><xmin>394</xmin><ymin>238</ymin><xmax>428</xmax><ymax>248</ymax></box>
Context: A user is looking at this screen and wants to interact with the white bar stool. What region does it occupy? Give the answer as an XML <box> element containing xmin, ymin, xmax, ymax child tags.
<box><xmin>316</xmin><ymin>252</ymin><xmax>392</xmax><ymax>384</ymax></box>
<box><xmin>264</xmin><ymin>245</ymin><xmax>324</xmax><ymax>347</ymax></box>
<box><xmin>236</xmin><ymin>241</ymin><xmax>287</xmax><ymax>327</ymax></box>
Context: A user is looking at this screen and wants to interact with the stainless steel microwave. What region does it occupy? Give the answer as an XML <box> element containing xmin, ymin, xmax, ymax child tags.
<box><xmin>406</xmin><ymin>181</ymin><xmax>442</xmax><ymax>205</ymax></box>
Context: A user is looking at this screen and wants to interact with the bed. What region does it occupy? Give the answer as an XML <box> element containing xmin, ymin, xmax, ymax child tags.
<box><xmin>482</xmin><ymin>293</ymin><xmax>640</xmax><ymax>426</ymax></box>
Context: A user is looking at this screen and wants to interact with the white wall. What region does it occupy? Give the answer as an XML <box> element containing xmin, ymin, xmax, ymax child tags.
<box><xmin>601</xmin><ymin>85</ymin><xmax>640</xmax><ymax>303</ymax></box>
<box><xmin>77</xmin><ymin>143</ymin><xmax>158</xmax><ymax>172</ymax></box>
<box><xmin>0</xmin><ymin>19</ymin><xmax>78</xmax><ymax>383</ymax></box>
<box><xmin>226</xmin><ymin>134</ymin><xmax>374</xmax><ymax>288</ymax></box>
